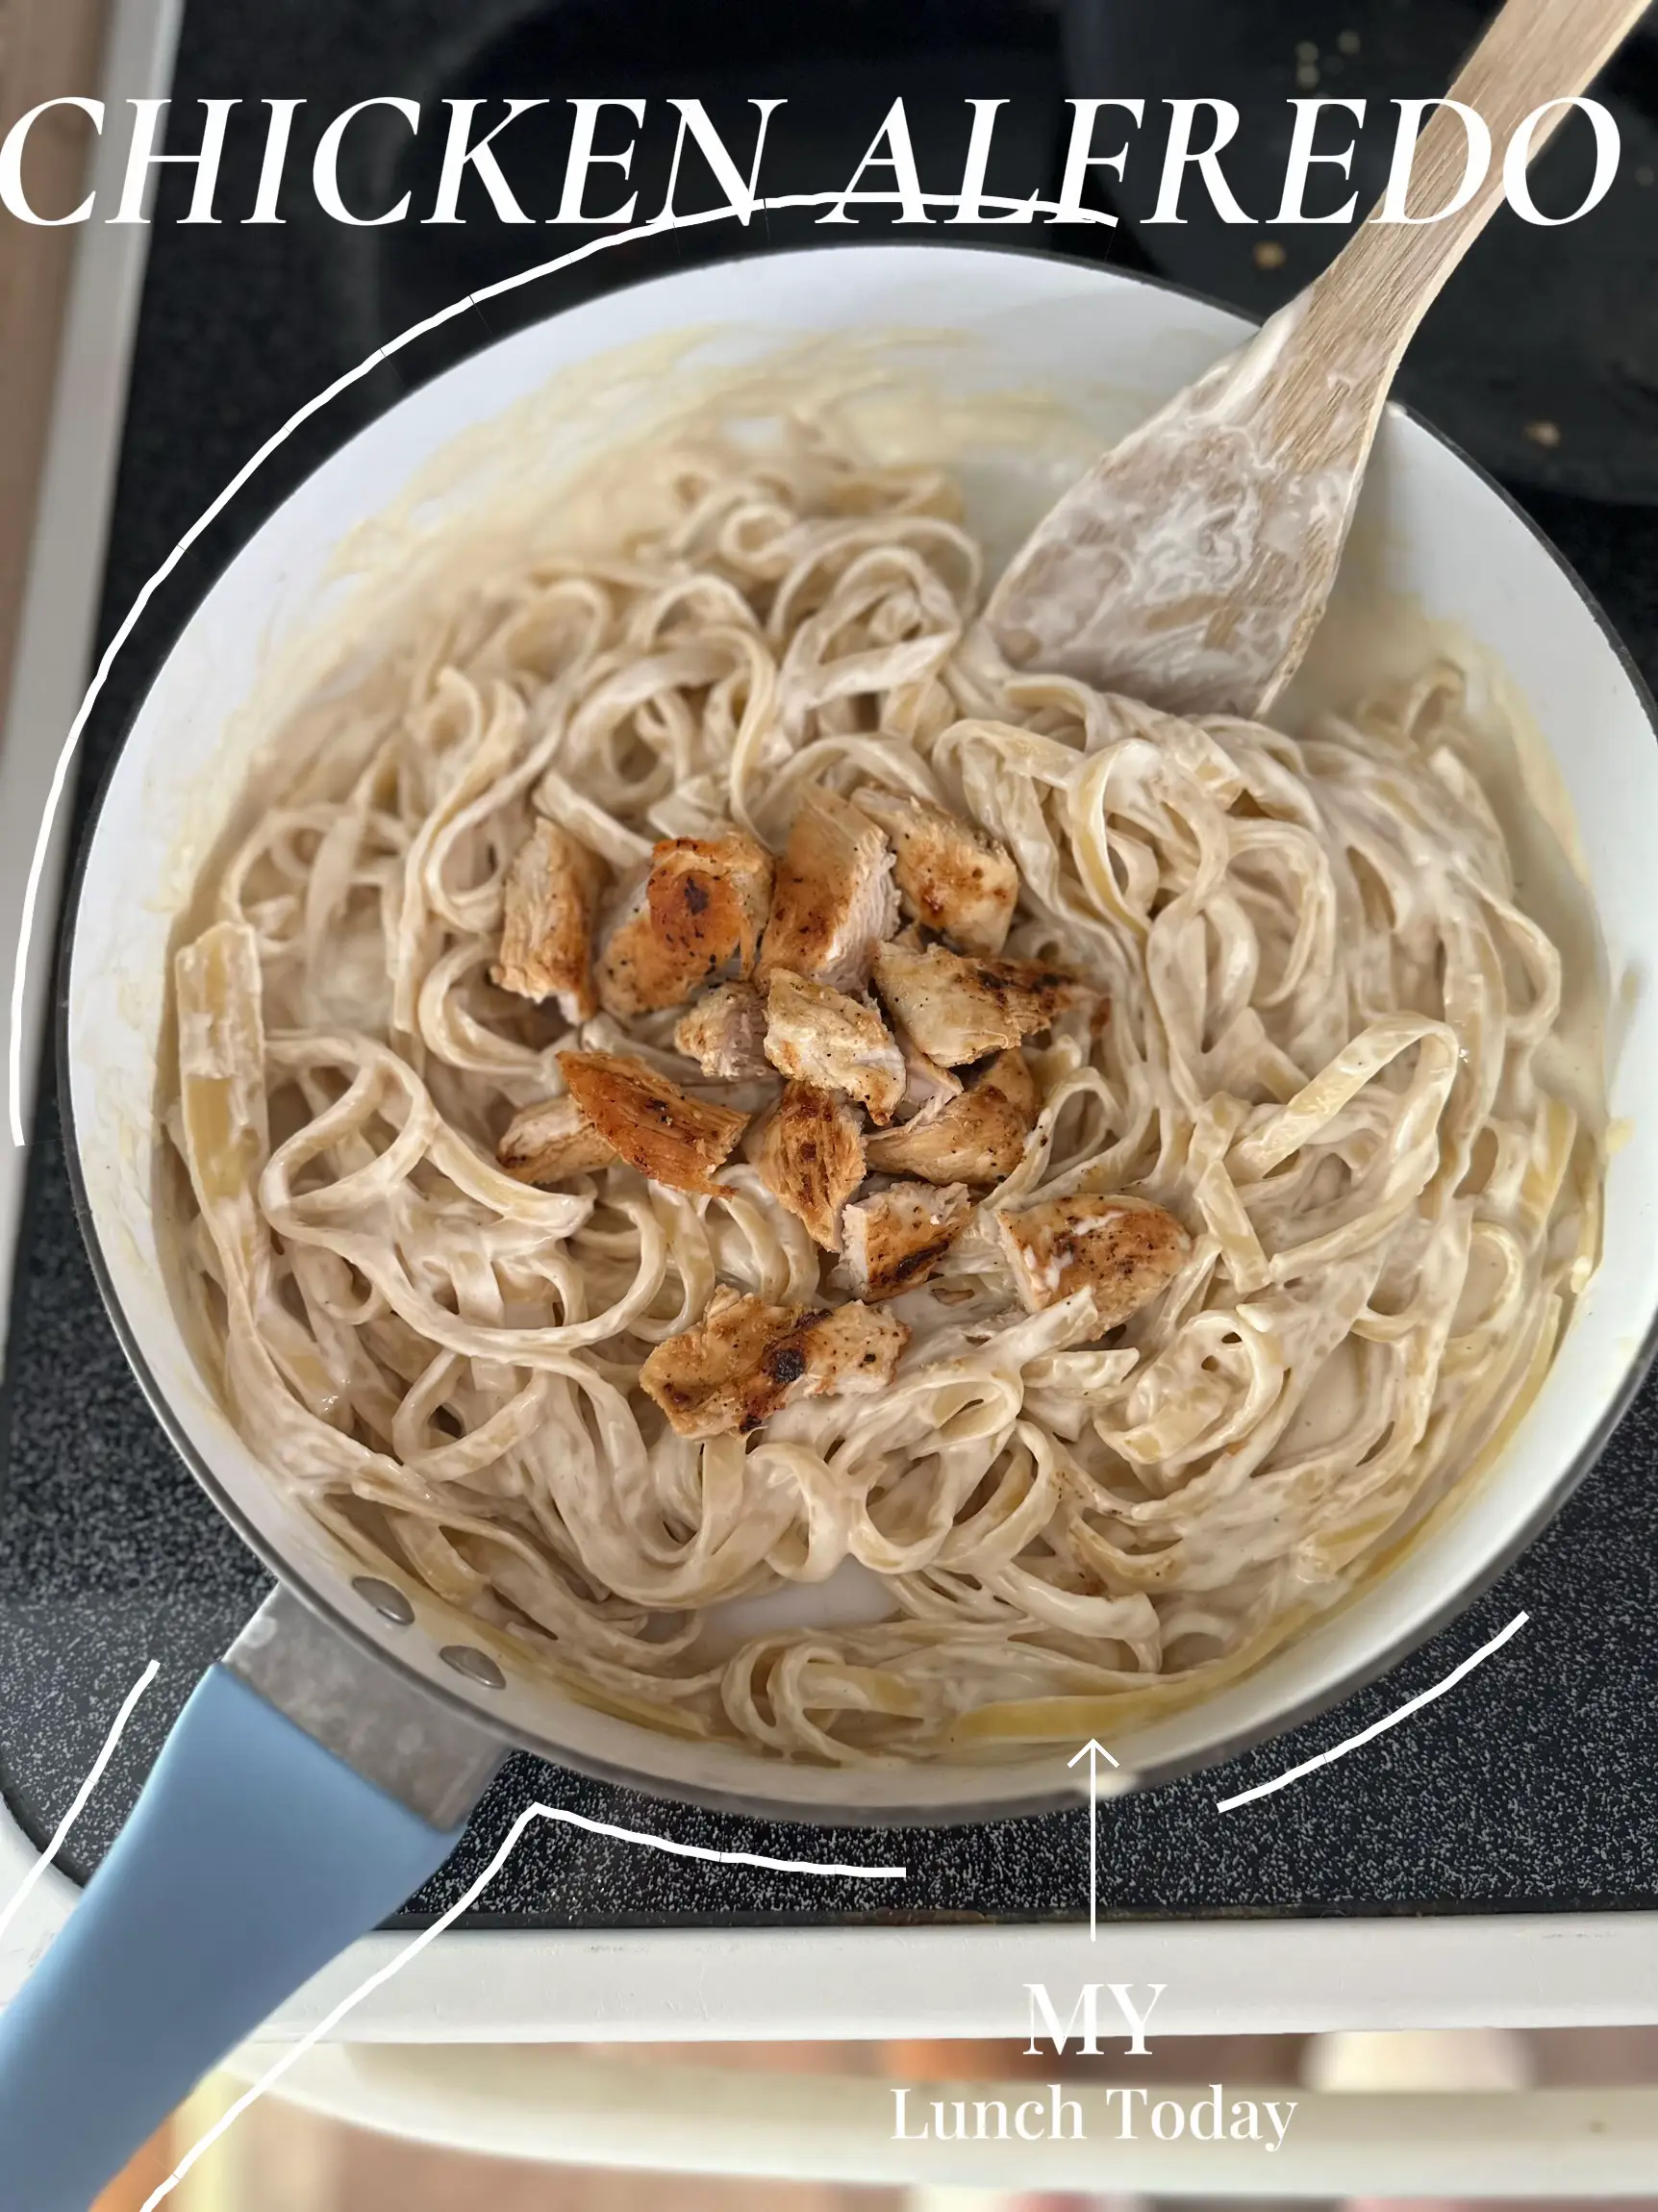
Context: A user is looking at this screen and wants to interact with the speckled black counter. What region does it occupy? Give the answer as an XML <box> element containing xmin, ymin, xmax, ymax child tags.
<box><xmin>5</xmin><ymin>0</ymin><xmax>1658</xmax><ymax>1929</ymax></box>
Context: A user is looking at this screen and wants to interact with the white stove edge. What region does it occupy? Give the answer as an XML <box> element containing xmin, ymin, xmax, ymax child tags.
<box><xmin>0</xmin><ymin>0</ymin><xmax>182</xmax><ymax>1347</ymax></box>
<box><xmin>6</xmin><ymin>1801</ymin><xmax>1658</xmax><ymax>2035</ymax></box>
<box><xmin>0</xmin><ymin>0</ymin><xmax>1645</xmax><ymax>2043</ymax></box>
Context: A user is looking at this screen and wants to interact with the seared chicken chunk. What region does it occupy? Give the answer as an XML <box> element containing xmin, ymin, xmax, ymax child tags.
<box><xmin>641</xmin><ymin>1287</ymin><xmax>910</xmax><ymax>1438</ymax></box>
<box><xmin>763</xmin><ymin>969</ymin><xmax>905</xmax><ymax>1125</ymax></box>
<box><xmin>996</xmin><ymin>1195</ymin><xmax>1189</xmax><ymax>1325</ymax></box>
<box><xmin>893</xmin><ymin>1023</ymin><xmax>963</xmax><ymax>1122</ymax></box>
<box><xmin>871</xmin><ymin>941</ymin><xmax>1080</xmax><ymax>1066</ymax></box>
<box><xmin>755</xmin><ymin>1081</ymin><xmax>867</xmax><ymax>1250</ymax></box>
<box><xmin>492</xmin><ymin>820</ymin><xmax>608</xmax><ymax>1022</ymax></box>
<box><xmin>842</xmin><ymin>1181</ymin><xmax>972</xmax><ymax>1300</ymax></box>
<box><xmin>757</xmin><ymin>786</ymin><xmax>898</xmax><ymax>993</ymax></box>
<box><xmin>851</xmin><ymin>787</ymin><xmax>1018</xmax><ymax>957</ymax></box>
<box><xmin>866</xmin><ymin>1050</ymin><xmax>1037</xmax><ymax>1187</ymax></box>
<box><xmin>674</xmin><ymin>981</ymin><xmax>771</xmax><ymax>1082</ymax></box>
<box><xmin>597</xmin><ymin>829</ymin><xmax>773</xmax><ymax>1018</ymax></box>
<box><xmin>496</xmin><ymin>1093</ymin><xmax>615</xmax><ymax>1183</ymax></box>
<box><xmin>558</xmin><ymin>1049</ymin><xmax>748</xmax><ymax>1195</ymax></box>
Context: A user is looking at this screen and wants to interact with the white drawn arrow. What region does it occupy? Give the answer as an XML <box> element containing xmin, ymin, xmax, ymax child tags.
<box><xmin>1067</xmin><ymin>1736</ymin><xmax>1119</xmax><ymax>1942</ymax></box>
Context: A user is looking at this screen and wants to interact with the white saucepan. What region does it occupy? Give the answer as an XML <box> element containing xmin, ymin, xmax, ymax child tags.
<box><xmin>5</xmin><ymin>244</ymin><xmax>1655</xmax><ymax>2208</ymax></box>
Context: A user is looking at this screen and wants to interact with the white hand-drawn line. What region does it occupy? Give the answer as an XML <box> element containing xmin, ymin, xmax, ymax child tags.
<box><xmin>1215</xmin><ymin>1608</ymin><xmax>1529</xmax><ymax>1813</ymax></box>
<box><xmin>0</xmin><ymin>1662</ymin><xmax>905</xmax><ymax>2206</ymax></box>
<box><xmin>0</xmin><ymin>184</ymin><xmax>1032</xmax><ymax>2199</ymax></box>
<box><xmin>141</xmin><ymin>1801</ymin><xmax>905</xmax><ymax>2209</ymax></box>
<box><xmin>0</xmin><ymin>1658</ymin><xmax>158</xmax><ymax>1948</ymax></box>
<box><xmin>9</xmin><ymin>182</ymin><xmax>1084</xmax><ymax>1145</ymax></box>
<box><xmin>9</xmin><ymin>156</ymin><xmax>1535</xmax><ymax>2186</ymax></box>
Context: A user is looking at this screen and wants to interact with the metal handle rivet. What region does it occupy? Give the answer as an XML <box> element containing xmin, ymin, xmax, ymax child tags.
<box><xmin>352</xmin><ymin>1575</ymin><xmax>414</xmax><ymax>1626</ymax></box>
<box><xmin>440</xmin><ymin>1644</ymin><xmax>506</xmax><ymax>1689</ymax></box>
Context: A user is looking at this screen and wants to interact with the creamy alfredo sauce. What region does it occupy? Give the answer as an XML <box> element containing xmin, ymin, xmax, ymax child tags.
<box><xmin>160</xmin><ymin>342</ymin><xmax>1604</xmax><ymax>1765</ymax></box>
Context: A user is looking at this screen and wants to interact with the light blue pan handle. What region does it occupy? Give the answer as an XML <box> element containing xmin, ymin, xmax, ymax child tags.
<box><xmin>0</xmin><ymin>1592</ymin><xmax>503</xmax><ymax>2212</ymax></box>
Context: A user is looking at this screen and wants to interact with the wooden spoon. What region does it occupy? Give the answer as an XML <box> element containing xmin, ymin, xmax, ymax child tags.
<box><xmin>984</xmin><ymin>0</ymin><xmax>1647</xmax><ymax>720</ymax></box>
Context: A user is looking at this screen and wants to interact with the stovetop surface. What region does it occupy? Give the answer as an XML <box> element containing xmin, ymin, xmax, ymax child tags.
<box><xmin>5</xmin><ymin>0</ymin><xmax>1658</xmax><ymax>1930</ymax></box>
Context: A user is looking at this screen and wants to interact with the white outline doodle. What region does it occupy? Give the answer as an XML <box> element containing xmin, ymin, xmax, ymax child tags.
<box><xmin>1215</xmin><ymin>1609</ymin><xmax>1530</xmax><ymax>1812</ymax></box>
<box><xmin>0</xmin><ymin>1663</ymin><xmax>905</xmax><ymax>2207</ymax></box>
<box><xmin>8</xmin><ymin>183</ymin><xmax>1072</xmax><ymax>1144</ymax></box>
<box><xmin>0</xmin><ymin>1658</ymin><xmax>158</xmax><ymax>1948</ymax></box>
<box><xmin>140</xmin><ymin>1801</ymin><xmax>905</xmax><ymax>2208</ymax></box>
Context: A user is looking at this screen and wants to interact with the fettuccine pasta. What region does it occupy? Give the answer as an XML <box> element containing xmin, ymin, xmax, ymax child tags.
<box><xmin>166</xmin><ymin>398</ymin><xmax>1600</xmax><ymax>1765</ymax></box>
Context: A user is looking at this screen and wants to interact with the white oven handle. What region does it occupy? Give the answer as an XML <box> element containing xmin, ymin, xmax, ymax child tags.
<box><xmin>227</xmin><ymin>2041</ymin><xmax>1658</xmax><ymax>2198</ymax></box>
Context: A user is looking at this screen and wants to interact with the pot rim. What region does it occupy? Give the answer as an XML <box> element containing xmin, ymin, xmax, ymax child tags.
<box><xmin>57</xmin><ymin>238</ymin><xmax>1658</xmax><ymax>1831</ymax></box>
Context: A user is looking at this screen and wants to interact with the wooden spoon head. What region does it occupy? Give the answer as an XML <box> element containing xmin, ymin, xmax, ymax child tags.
<box><xmin>984</xmin><ymin>300</ymin><xmax>1379</xmax><ymax>721</ymax></box>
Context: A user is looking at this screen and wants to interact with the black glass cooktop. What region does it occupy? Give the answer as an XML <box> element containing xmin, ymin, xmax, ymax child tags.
<box><xmin>5</xmin><ymin>0</ymin><xmax>1658</xmax><ymax>1929</ymax></box>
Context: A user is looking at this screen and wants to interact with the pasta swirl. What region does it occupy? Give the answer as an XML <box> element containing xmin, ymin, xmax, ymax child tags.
<box><xmin>168</xmin><ymin>405</ymin><xmax>1600</xmax><ymax>1765</ymax></box>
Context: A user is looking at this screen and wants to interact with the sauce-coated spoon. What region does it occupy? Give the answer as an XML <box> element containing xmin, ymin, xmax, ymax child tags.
<box><xmin>985</xmin><ymin>0</ymin><xmax>1647</xmax><ymax>719</ymax></box>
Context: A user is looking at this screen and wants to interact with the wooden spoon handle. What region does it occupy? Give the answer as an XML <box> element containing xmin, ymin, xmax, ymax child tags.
<box><xmin>1307</xmin><ymin>0</ymin><xmax>1646</xmax><ymax>365</ymax></box>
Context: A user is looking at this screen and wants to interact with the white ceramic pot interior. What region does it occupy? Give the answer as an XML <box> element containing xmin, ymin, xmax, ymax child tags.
<box><xmin>64</xmin><ymin>245</ymin><xmax>1658</xmax><ymax>1820</ymax></box>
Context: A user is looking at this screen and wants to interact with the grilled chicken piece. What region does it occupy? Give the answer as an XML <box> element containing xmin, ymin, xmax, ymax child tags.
<box><xmin>596</xmin><ymin>830</ymin><xmax>773</xmax><ymax>1018</ymax></box>
<box><xmin>492</xmin><ymin>820</ymin><xmax>608</xmax><ymax>1022</ymax></box>
<box><xmin>497</xmin><ymin>1093</ymin><xmax>615</xmax><ymax>1183</ymax></box>
<box><xmin>871</xmin><ymin>941</ymin><xmax>1079</xmax><ymax>1066</ymax></box>
<box><xmin>558</xmin><ymin>1049</ymin><xmax>748</xmax><ymax>1195</ymax></box>
<box><xmin>674</xmin><ymin>981</ymin><xmax>772</xmax><ymax>1082</ymax></box>
<box><xmin>755</xmin><ymin>1081</ymin><xmax>867</xmax><ymax>1250</ymax></box>
<box><xmin>893</xmin><ymin>1023</ymin><xmax>962</xmax><ymax>1122</ymax></box>
<box><xmin>763</xmin><ymin>968</ymin><xmax>905</xmax><ymax>1125</ymax></box>
<box><xmin>757</xmin><ymin>786</ymin><xmax>898</xmax><ymax>993</ymax></box>
<box><xmin>641</xmin><ymin>1286</ymin><xmax>910</xmax><ymax>1438</ymax></box>
<box><xmin>851</xmin><ymin>787</ymin><xmax>1018</xmax><ymax>957</ymax></box>
<box><xmin>842</xmin><ymin>1181</ymin><xmax>972</xmax><ymax>1300</ymax></box>
<box><xmin>866</xmin><ymin>1050</ymin><xmax>1037</xmax><ymax>1187</ymax></box>
<box><xmin>996</xmin><ymin>1195</ymin><xmax>1189</xmax><ymax>1325</ymax></box>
